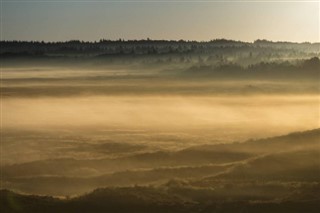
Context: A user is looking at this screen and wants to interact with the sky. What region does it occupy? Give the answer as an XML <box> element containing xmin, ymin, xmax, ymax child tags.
<box><xmin>1</xmin><ymin>0</ymin><xmax>319</xmax><ymax>42</ymax></box>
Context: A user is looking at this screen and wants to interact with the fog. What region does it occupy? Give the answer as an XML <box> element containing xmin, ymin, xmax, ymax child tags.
<box><xmin>1</xmin><ymin>63</ymin><xmax>319</xmax><ymax>168</ymax></box>
<box><xmin>3</xmin><ymin>95</ymin><xmax>319</xmax><ymax>133</ymax></box>
<box><xmin>1</xmin><ymin>50</ymin><xmax>320</xmax><ymax>212</ymax></box>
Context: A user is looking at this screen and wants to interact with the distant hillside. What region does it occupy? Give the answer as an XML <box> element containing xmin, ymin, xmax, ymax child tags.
<box><xmin>2</xmin><ymin>129</ymin><xmax>319</xmax><ymax>196</ymax></box>
<box><xmin>1</xmin><ymin>39</ymin><xmax>319</xmax><ymax>57</ymax></box>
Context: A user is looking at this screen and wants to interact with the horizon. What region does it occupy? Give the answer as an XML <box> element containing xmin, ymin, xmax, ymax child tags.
<box><xmin>1</xmin><ymin>38</ymin><xmax>319</xmax><ymax>44</ymax></box>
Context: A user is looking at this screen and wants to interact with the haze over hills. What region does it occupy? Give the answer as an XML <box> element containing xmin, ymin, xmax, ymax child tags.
<box><xmin>2</xmin><ymin>0</ymin><xmax>320</xmax><ymax>211</ymax></box>
<box><xmin>1</xmin><ymin>39</ymin><xmax>319</xmax><ymax>99</ymax></box>
<box><xmin>1</xmin><ymin>39</ymin><xmax>319</xmax><ymax>212</ymax></box>
<box><xmin>1</xmin><ymin>129</ymin><xmax>320</xmax><ymax>212</ymax></box>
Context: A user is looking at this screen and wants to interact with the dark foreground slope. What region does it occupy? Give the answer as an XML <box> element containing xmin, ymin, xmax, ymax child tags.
<box><xmin>1</xmin><ymin>184</ymin><xmax>320</xmax><ymax>213</ymax></box>
<box><xmin>1</xmin><ymin>129</ymin><xmax>320</xmax><ymax>212</ymax></box>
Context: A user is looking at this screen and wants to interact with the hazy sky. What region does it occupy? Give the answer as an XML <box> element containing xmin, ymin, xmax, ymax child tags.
<box><xmin>1</xmin><ymin>0</ymin><xmax>319</xmax><ymax>42</ymax></box>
